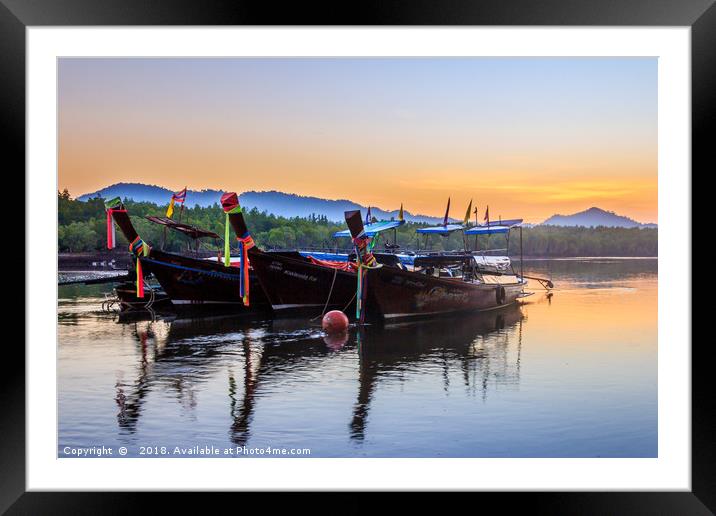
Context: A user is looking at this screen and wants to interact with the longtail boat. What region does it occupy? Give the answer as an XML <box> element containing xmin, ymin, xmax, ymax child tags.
<box><xmin>113</xmin><ymin>280</ymin><xmax>172</xmax><ymax>311</ymax></box>
<box><xmin>223</xmin><ymin>193</ymin><xmax>367</xmax><ymax>316</ymax></box>
<box><xmin>224</xmin><ymin>193</ymin><xmax>530</xmax><ymax>322</ymax></box>
<box><xmin>104</xmin><ymin>197</ymin><xmax>271</xmax><ymax>314</ymax></box>
<box><xmin>342</xmin><ymin>209</ymin><xmax>529</xmax><ymax>321</ymax></box>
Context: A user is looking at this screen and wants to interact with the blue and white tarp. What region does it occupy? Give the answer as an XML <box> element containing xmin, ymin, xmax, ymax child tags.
<box><xmin>333</xmin><ymin>219</ymin><xmax>405</xmax><ymax>238</ymax></box>
<box><xmin>415</xmin><ymin>224</ymin><xmax>465</xmax><ymax>234</ymax></box>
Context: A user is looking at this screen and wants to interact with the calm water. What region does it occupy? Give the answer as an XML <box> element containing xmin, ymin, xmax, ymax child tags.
<box><xmin>58</xmin><ymin>258</ymin><xmax>657</xmax><ymax>458</ymax></box>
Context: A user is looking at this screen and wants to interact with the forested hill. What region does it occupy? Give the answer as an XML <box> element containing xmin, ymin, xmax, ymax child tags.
<box><xmin>77</xmin><ymin>182</ymin><xmax>448</xmax><ymax>224</ymax></box>
<box><xmin>58</xmin><ymin>191</ymin><xmax>657</xmax><ymax>257</ymax></box>
<box><xmin>542</xmin><ymin>207</ymin><xmax>657</xmax><ymax>228</ymax></box>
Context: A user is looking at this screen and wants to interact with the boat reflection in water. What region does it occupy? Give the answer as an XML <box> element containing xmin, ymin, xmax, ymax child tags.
<box><xmin>114</xmin><ymin>303</ymin><xmax>524</xmax><ymax>449</ymax></box>
<box><xmin>114</xmin><ymin>313</ymin><xmax>271</xmax><ymax>438</ymax></box>
<box><xmin>350</xmin><ymin>304</ymin><xmax>523</xmax><ymax>442</ymax></box>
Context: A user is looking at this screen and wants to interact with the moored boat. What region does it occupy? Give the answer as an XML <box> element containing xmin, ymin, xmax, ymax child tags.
<box><xmin>361</xmin><ymin>254</ymin><xmax>525</xmax><ymax>321</ymax></box>
<box><xmin>113</xmin><ymin>280</ymin><xmax>173</xmax><ymax>311</ymax></box>
<box><xmin>104</xmin><ymin>197</ymin><xmax>271</xmax><ymax>314</ymax></box>
<box><xmin>343</xmin><ymin>209</ymin><xmax>529</xmax><ymax>322</ymax></box>
<box><xmin>246</xmin><ymin>250</ymin><xmax>359</xmax><ymax>316</ymax></box>
<box><xmin>224</xmin><ymin>193</ymin><xmax>532</xmax><ymax>322</ymax></box>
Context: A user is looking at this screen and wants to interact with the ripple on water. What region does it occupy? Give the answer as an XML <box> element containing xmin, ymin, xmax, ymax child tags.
<box><xmin>58</xmin><ymin>260</ymin><xmax>658</xmax><ymax>458</ymax></box>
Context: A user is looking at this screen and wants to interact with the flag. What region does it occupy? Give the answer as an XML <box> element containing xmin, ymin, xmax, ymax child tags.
<box><xmin>398</xmin><ymin>203</ymin><xmax>404</xmax><ymax>221</ymax></box>
<box><xmin>462</xmin><ymin>199</ymin><xmax>473</xmax><ymax>226</ymax></box>
<box><xmin>166</xmin><ymin>187</ymin><xmax>187</xmax><ymax>218</ymax></box>
<box><xmin>443</xmin><ymin>197</ymin><xmax>451</xmax><ymax>226</ymax></box>
<box><xmin>484</xmin><ymin>205</ymin><xmax>490</xmax><ymax>226</ymax></box>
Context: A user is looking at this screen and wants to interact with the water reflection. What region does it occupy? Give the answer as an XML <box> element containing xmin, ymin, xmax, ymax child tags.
<box><xmin>113</xmin><ymin>304</ymin><xmax>525</xmax><ymax>446</ymax></box>
<box><xmin>59</xmin><ymin>259</ymin><xmax>657</xmax><ymax>457</ymax></box>
<box><xmin>351</xmin><ymin>305</ymin><xmax>523</xmax><ymax>441</ymax></box>
<box><xmin>228</xmin><ymin>341</ymin><xmax>261</xmax><ymax>446</ymax></box>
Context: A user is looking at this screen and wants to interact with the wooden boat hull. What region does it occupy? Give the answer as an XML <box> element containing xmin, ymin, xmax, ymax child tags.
<box><xmin>364</xmin><ymin>266</ymin><xmax>525</xmax><ymax>322</ymax></box>
<box><xmin>247</xmin><ymin>250</ymin><xmax>357</xmax><ymax>316</ymax></box>
<box><xmin>140</xmin><ymin>250</ymin><xmax>270</xmax><ymax>313</ymax></box>
<box><xmin>106</xmin><ymin>202</ymin><xmax>269</xmax><ymax>314</ymax></box>
<box><xmin>248</xmin><ymin>249</ymin><xmax>524</xmax><ymax>322</ymax></box>
<box><xmin>115</xmin><ymin>281</ymin><xmax>173</xmax><ymax>311</ymax></box>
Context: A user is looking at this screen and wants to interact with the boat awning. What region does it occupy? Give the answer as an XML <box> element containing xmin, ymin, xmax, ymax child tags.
<box><xmin>415</xmin><ymin>224</ymin><xmax>464</xmax><ymax>234</ymax></box>
<box><xmin>413</xmin><ymin>254</ymin><xmax>474</xmax><ymax>267</ymax></box>
<box><xmin>464</xmin><ymin>218</ymin><xmax>522</xmax><ymax>235</ymax></box>
<box><xmin>489</xmin><ymin>218</ymin><xmax>523</xmax><ymax>227</ymax></box>
<box><xmin>464</xmin><ymin>225</ymin><xmax>511</xmax><ymax>235</ymax></box>
<box><xmin>333</xmin><ymin>219</ymin><xmax>405</xmax><ymax>238</ymax></box>
<box><xmin>298</xmin><ymin>251</ymin><xmax>349</xmax><ymax>262</ymax></box>
<box><xmin>145</xmin><ymin>216</ymin><xmax>221</xmax><ymax>239</ymax></box>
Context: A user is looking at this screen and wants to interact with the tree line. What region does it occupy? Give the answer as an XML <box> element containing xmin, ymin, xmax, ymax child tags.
<box><xmin>57</xmin><ymin>190</ymin><xmax>657</xmax><ymax>257</ymax></box>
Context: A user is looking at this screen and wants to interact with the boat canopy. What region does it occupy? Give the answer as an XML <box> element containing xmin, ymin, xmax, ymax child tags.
<box><xmin>415</xmin><ymin>224</ymin><xmax>464</xmax><ymax>234</ymax></box>
<box><xmin>145</xmin><ymin>216</ymin><xmax>221</xmax><ymax>240</ymax></box>
<box><xmin>464</xmin><ymin>219</ymin><xmax>522</xmax><ymax>236</ymax></box>
<box><xmin>298</xmin><ymin>251</ymin><xmax>349</xmax><ymax>262</ymax></box>
<box><xmin>413</xmin><ymin>254</ymin><xmax>474</xmax><ymax>267</ymax></box>
<box><xmin>490</xmin><ymin>218</ymin><xmax>523</xmax><ymax>227</ymax></box>
<box><xmin>333</xmin><ymin>219</ymin><xmax>405</xmax><ymax>238</ymax></box>
<box><xmin>463</xmin><ymin>225</ymin><xmax>511</xmax><ymax>235</ymax></box>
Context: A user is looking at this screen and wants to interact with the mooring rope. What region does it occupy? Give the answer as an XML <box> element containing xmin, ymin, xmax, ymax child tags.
<box><xmin>310</xmin><ymin>265</ymin><xmax>339</xmax><ymax>322</ymax></box>
<box><xmin>102</xmin><ymin>280</ymin><xmax>156</xmax><ymax>313</ymax></box>
<box><xmin>340</xmin><ymin>291</ymin><xmax>357</xmax><ymax>313</ymax></box>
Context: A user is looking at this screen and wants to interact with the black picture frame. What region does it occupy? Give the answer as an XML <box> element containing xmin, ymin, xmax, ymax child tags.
<box><xmin>4</xmin><ymin>0</ymin><xmax>710</xmax><ymax>512</ymax></box>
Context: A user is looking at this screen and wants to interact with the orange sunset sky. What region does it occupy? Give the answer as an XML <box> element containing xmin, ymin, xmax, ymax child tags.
<box><xmin>58</xmin><ymin>57</ymin><xmax>657</xmax><ymax>223</ymax></box>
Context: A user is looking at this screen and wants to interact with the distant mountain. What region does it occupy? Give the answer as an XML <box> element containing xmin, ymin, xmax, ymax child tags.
<box><xmin>541</xmin><ymin>207</ymin><xmax>656</xmax><ymax>228</ymax></box>
<box><xmin>76</xmin><ymin>182</ymin><xmax>449</xmax><ymax>224</ymax></box>
<box><xmin>77</xmin><ymin>183</ymin><xmax>223</xmax><ymax>207</ymax></box>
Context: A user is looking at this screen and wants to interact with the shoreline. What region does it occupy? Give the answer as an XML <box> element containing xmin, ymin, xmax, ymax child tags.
<box><xmin>57</xmin><ymin>254</ymin><xmax>657</xmax><ymax>276</ymax></box>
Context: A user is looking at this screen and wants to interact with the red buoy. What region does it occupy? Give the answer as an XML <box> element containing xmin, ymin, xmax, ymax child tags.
<box><xmin>322</xmin><ymin>310</ymin><xmax>349</xmax><ymax>334</ymax></box>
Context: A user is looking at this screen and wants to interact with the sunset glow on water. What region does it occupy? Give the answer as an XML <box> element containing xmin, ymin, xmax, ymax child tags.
<box><xmin>58</xmin><ymin>259</ymin><xmax>657</xmax><ymax>458</ymax></box>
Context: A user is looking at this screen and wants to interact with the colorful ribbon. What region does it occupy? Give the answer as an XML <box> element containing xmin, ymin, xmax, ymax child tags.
<box><xmin>105</xmin><ymin>208</ymin><xmax>127</xmax><ymax>249</ymax></box>
<box><xmin>221</xmin><ymin>192</ymin><xmax>241</xmax><ymax>267</ymax></box>
<box><xmin>223</xmin><ymin>206</ymin><xmax>242</xmax><ymax>267</ymax></box>
<box><xmin>352</xmin><ymin>235</ymin><xmax>378</xmax><ymax>268</ymax></box>
<box><xmin>220</xmin><ymin>192</ymin><xmax>253</xmax><ymax>306</ymax></box>
<box><xmin>352</xmin><ymin>235</ymin><xmax>377</xmax><ymax>322</ymax></box>
<box><xmin>237</xmin><ymin>234</ymin><xmax>255</xmax><ymax>306</ymax></box>
<box><xmin>107</xmin><ymin>210</ymin><xmax>116</xmax><ymax>249</ymax></box>
<box><xmin>104</xmin><ymin>197</ymin><xmax>125</xmax><ymax>250</ymax></box>
<box><xmin>355</xmin><ymin>265</ymin><xmax>363</xmax><ymax>319</ymax></box>
<box><xmin>129</xmin><ymin>236</ymin><xmax>150</xmax><ymax>298</ymax></box>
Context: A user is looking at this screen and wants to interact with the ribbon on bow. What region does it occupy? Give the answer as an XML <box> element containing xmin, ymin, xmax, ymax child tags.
<box><xmin>352</xmin><ymin>234</ymin><xmax>378</xmax><ymax>321</ymax></box>
<box><xmin>220</xmin><ymin>194</ymin><xmax>241</xmax><ymax>267</ymax></box>
<box><xmin>236</xmin><ymin>233</ymin><xmax>255</xmax><ymax>306</ymax></box>
<box><xmin>221</xmin><ymin>192</ymin><xmax>253</xmax><ymax>306</ymax></box>
<box><xmin>129</xmin><ymin>236</ymin><xmax>150</xmax><ymax>298</ymax></box>
<box><xmin>104</xmin><ymin>197</ymin><xmax>126</xmax><ymax>249</ymax></box>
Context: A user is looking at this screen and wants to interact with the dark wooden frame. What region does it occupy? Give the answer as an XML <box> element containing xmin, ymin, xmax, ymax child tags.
<box><xmin>4</xmin><ymin>0</ymin><xmax>710</xmax><ymax>512</ymax></box>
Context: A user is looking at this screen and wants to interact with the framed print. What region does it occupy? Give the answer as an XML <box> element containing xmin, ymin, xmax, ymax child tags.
<box><xmin>5</xmin><ymin>0</ymin><xmax>713</xmax><ymax>512</ymax></box>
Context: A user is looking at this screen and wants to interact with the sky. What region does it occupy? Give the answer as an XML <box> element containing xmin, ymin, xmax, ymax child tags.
<box><xmin>58</xmin><ymin>57</ymin><xmax>657</xmax><ymax>223</ymax></box>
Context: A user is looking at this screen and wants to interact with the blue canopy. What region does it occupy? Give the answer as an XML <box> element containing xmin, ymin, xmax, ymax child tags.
<box><xmin>488</xmin><ymin>218</ymin><xmax>523</xmax><ymax>227</ymax></box>
<box><xmin>464</xmin><ymin>225</ymin><xmax>511</xmax><ymax>235</ymax></box>
<box><xmin>298</xmin><ymin>251</ymin><xmax>349</xmax><ymax>262</ymax></box>
<box><xmin>415</xmin><ymin>224</ymin><xmax>464</xmax><ymax>234</ymax></box>
<box><xmin>333</xmin><ymin>219</ymin><xmax>405</xmax><ymax>238</ymax></box>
